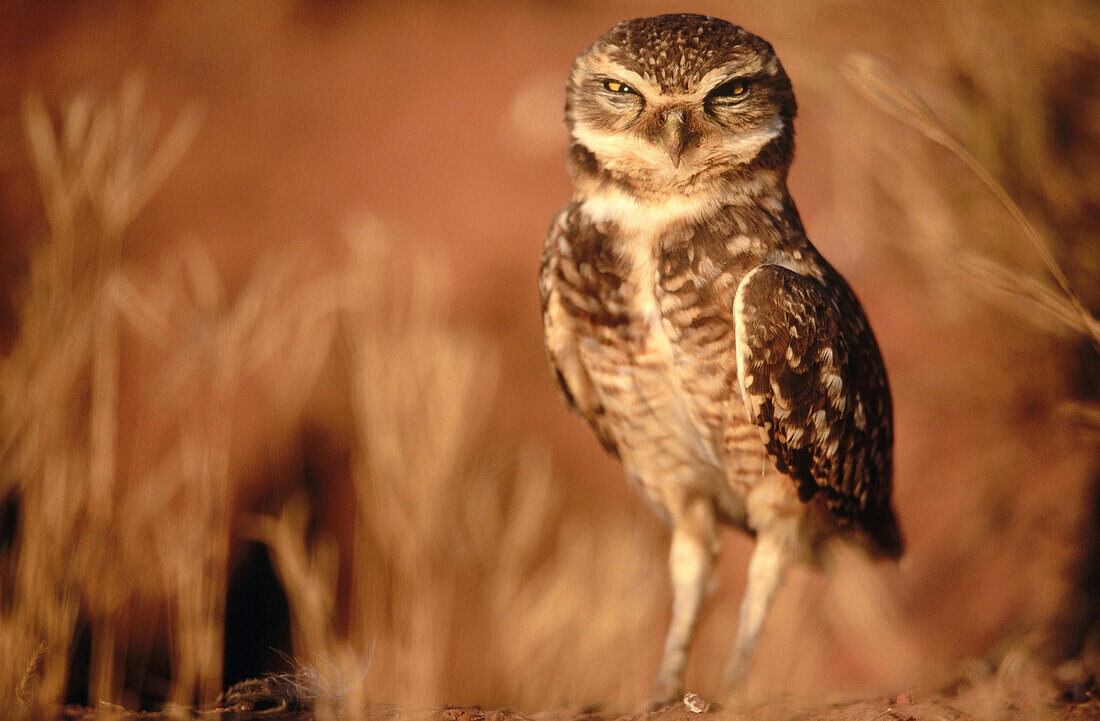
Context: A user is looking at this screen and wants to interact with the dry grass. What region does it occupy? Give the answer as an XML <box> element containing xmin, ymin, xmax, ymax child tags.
<box><xmin>0</xmin><ymin>79</ymin><xmax>667</xmax><ymax>717</ymax></box>
<box><xmin>842</xmin><ymin>52</ymin><xmax>1099</xmax><ymax>351</ymax></box>
<box><xmin>0</xmin><ymin>78</ymin><xmax>341</xmax><ymax>714</ymax></box>
<box><xmin>841</xmin><ymin>46</ymin><xmax>1100</xmax><ymax>443</ymax></box>
<box><xmin>815</xmin><ymin>0</ymin><xmax>1099</xmax><ymax>680</ymax></box>
<box><xmin>246</xmin><ymin>219</ymin><xmax>668</xmax><ymax>712</ymax></box>
<box><xmin>0</xmin><ymin>79</ymin><xmax>204</xmax><ymax>716</ymax></box>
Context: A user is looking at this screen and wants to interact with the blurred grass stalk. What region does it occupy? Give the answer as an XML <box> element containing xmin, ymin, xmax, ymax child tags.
<box><xmin>842</xmin><ymin>50</ymin><xmax>1100</xmax><ymax>435</ymax></box>
<box><xmin>842</xmin><ymin>52</ymin><xmax>1098</xmax><ymax>351</ymax></box>
<box><xmin>247</xmin><ymin>221</ymin><xmax>665</xmax><ymax>711</ymax></box>
<box><xmin>0</xmin><ymin>79</ymin><xmax>666</xmax><ymax>716</ymax></box>
<box><xmin>0</xmin><ymin>79</ymin><xmax>211</xmax><ymax>714</ymax></box>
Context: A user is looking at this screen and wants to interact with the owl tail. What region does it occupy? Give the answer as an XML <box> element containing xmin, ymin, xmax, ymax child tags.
<box><xmin>860</xmin><ymin>502</ymin><xmax>905</xmax><ymax>560</ymax></box>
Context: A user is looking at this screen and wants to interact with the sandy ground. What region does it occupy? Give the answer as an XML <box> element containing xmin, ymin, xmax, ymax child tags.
<box><xmin>46</xmin><ymin>692</ymin><xmax>1100</xmax><ymax>721</ymax></box>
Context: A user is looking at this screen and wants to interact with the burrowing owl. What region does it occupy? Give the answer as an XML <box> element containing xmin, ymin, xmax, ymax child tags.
<box><xmin>539</xmin><ymin>14</ymin><xmax>903</xmax><ymax>704</ymax></box>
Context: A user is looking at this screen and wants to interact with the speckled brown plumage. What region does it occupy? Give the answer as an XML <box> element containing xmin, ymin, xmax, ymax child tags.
<box><xmin>540</xmin><ymin>13</ymin><xmax>902</xmax><ymax>705</ymax></box>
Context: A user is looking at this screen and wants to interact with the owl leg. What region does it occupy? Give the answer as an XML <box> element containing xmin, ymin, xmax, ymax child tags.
<box><xmin>652</xmin><ymin>495</ymin><xmax>719</xmax><ymax>707</ymax></box>
<box><xmin>719</xmin><ymin>524</ymin><xmax>797</xmax><ymax>698</ymax></box>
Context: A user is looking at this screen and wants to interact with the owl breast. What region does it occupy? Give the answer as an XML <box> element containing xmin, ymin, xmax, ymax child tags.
<box><xmin>557</xmin><ymin>202</ymin><xmax>770</xmax><ymax>524</ymax></box>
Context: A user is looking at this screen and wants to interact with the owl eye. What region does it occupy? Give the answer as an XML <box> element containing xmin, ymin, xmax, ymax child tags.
<box><xmin>603</xmin><ymin>79</ymin><xmax>636</xmax><ymax>95</ymax></box>
<box><xmin>708</xmin><ymin>79</ymin><xmax>750</xmax><ymax>103</ymax></box>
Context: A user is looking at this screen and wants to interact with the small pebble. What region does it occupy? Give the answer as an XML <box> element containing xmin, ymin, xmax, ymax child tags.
<box><xmin>683</xmin><ymin>692</ymin><xmax>709</xmax><ymax>713</ymax></box>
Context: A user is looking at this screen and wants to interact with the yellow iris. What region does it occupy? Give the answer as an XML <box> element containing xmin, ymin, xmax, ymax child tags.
<box><xmin>606</xmin><ymin>80</ymin><xmax>632</xmax><ymax>93</ymax></box>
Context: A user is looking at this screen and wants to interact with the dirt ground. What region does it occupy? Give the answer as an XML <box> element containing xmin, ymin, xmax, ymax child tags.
<box><xmin>44</xmin><ymin>659</ymin><xmax>1100</xmax><ymax>721</ymax></box>
<box><xmin>45</xmin><ymin>692</ymin><xmax>1100</xmax><ymax>721</ymax></box>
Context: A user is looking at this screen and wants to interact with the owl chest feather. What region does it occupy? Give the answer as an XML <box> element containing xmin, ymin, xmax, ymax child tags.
<box><xmin>565</xmin><ymin>205</ymin><xmax>760</xmax><ymax>502</ymax></box>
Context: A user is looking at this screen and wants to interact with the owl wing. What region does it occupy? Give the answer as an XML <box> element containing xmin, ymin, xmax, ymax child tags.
<box><xmin>539</xmin><ymin>209</ymin><xmax>620</xmax><ymax>458</ymax></box>
<box><xmin>734</xmin><ymin>263</ymin><xmax>901</xmax><ymax>556</ymax></box>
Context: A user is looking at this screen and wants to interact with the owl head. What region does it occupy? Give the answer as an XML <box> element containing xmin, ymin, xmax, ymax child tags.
<box><xmin>565</xmin><ymin>14</ymin><xmax>797</xmax><ymax>196</ymax></box>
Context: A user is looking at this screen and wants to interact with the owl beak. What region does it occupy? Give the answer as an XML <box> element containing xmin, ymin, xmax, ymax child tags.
<box><xmin>657</xmin><ymin>109</ymin><xmax>688</xmax><ymax>167</ymax></box>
